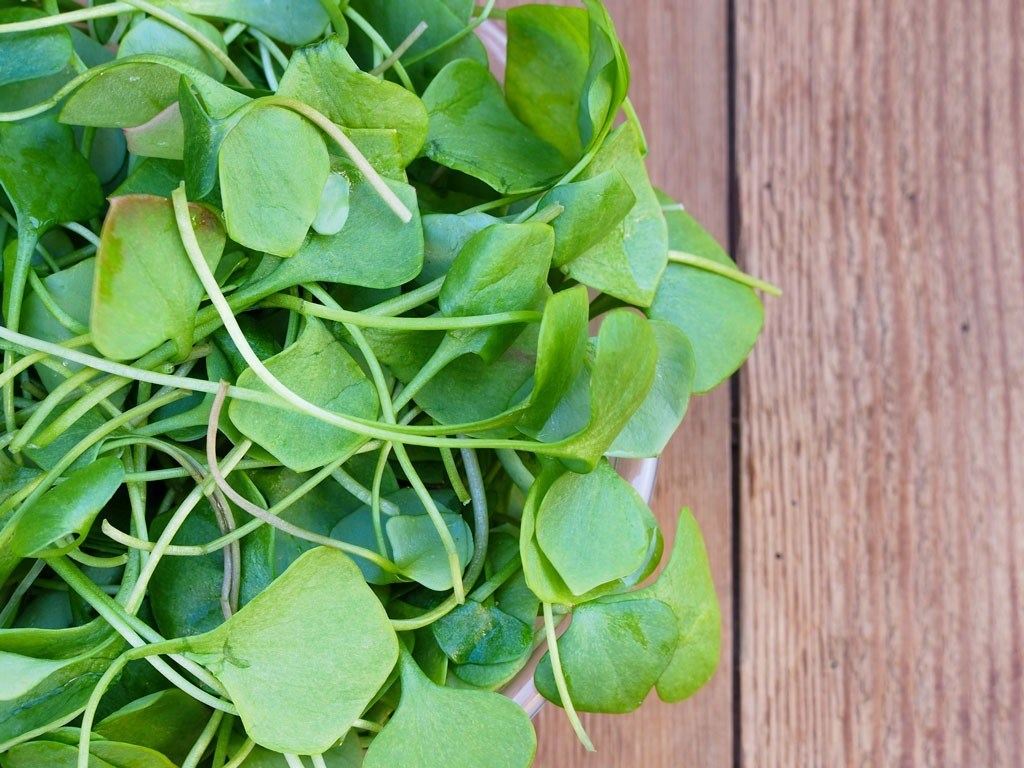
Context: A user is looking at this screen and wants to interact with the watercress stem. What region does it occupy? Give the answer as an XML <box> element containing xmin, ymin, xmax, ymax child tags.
<box><xmin>496</xmin><ymin>449</ymin><xmax>536</xmax><ymax>494</ymax></box>
<box><xmin>370</xmin><ymin>22</ymin><xmax>428</xmax><ymax>76</ymax></box>
<box><xmin>542</xmin><ymin>602</ymin><xmax>594</xmax><ymax>751</ymax></box>
<box><xmin>316</xmin><ymin>0</ymin><xmax>348</xmax><ymax>36</ymax></box>
<box><xmin>667</xmin><ymin>250</ymin><xmax>782</xmax><ymax>295</ymax></box>
<box><xmin>341</xmin><ymin>6</ymin><xmax>415</xmax><ymax>90</ymax></box>
<box><xmin>182</xmin><ymin>710</ymin><xmax>225</xmax><ymax>768</ymax></box>
<box><xmin>0</xmin><ymin>2</ymin><xmax>131</xmax><ymax>33</ymax></box>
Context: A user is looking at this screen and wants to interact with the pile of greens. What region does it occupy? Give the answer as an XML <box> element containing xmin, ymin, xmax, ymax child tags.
<box><xmin>0</xmin><ymin>1</ymin><xmax>777</xmax><ymax>766</ymax></box>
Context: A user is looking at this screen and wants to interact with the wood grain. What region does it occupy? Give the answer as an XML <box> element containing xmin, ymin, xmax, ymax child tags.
<box><xmin>508</xmin><ymin>1</ymin><xmax>737</xmax><ymax>765</ymax></box>
<box><xmin>737</xmin><ymin>0</ymin><xmax>1024</xmax><ymax>765</ymax></box>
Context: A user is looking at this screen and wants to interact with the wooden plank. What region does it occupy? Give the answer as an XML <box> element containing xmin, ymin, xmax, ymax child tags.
<box><xmin>508</xmin><ymin>2</ymin><xmax>737</xmax><ymax>765</ymax></box>
<box><xmin>737</xmin><ymin>0</ymin><xmax>1024</xmax><ymax>765</ymax></box>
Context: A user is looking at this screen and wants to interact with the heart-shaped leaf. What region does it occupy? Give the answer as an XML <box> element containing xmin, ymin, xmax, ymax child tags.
<box><xmin>183</xmin><ymin>547</ymin><xmax>399</xmax><ymax>754</ymax></box>
<box><xmin>363</xmin><ymin>650</ymin><xmax>536</xmax><ymax>768</ymax></box>
<box><xmin>229</xmin><ymin>318</ymin><xmax>380</xmax><ymax>472</ymax></box>
<box><xmin>91</xmin><ymin>194</ymin><xmax>226</xmax><ymax>361</ymax></box>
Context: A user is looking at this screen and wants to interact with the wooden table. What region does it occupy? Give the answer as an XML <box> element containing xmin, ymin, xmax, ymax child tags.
<box><xmin>530</xmin><ymin>1</ymin><xmax>1024</xmax><ymax>765</ymax></box>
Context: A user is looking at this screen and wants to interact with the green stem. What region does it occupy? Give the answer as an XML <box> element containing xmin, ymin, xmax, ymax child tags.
<box><xmin>182</xmin><ymin>710</ymin><xmax>225</xmax><ymax>768</ymax></box>
<box><xmin>0</xmin><ymin>2</ymin><xmax>131</xmax><ymax>33</ymax></box>
<box><xmin>441</xmin><ymin>447</ymin><xmax>471</xmax><ymax>504</ymax></box>
<box><xmin>543</xmin><ymin>602</ymin><xmax>594</xmax><ymax>751</ymax></box>
<box><xmin>342</xmin><ymin>6</ymin><xmax>414</xmax><ymax>90</ymax></box>
<box><xmin>316</xmin><ymin>0</ymin><xmax>348</xmax><ymax>36</ymax></box>
<box><xmin>369</xmin><ymin>21</ymin><xmax>428</xmax><ymax>76</ymax></box>
<box><xmin>667</xmin><ymin>250</ymin><xmax>782</xmax><ymax>296</ymax></box>
<box><xmin>211</xmin><ymin>715</ymin><xmax>236</xmax><ymax>768</ymax></box>
<box><xmin>497</xmin><ymin>449</ymin><xmax>536</xmax><ymax>494</ymax></box>
<box><xmin>3</xmin><ymin>230</ymin><xmax>39</xmax><ymax>434</ymax></box>
<box><xmin>405</xmin><ymin>0</ymin><xmax>497</xmax><ymax>66</ymax></box>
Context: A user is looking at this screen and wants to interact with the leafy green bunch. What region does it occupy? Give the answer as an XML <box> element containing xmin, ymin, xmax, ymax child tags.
<box><xmin>0</xmin><ymin>1</ymin><xmax>777</xmax><ymax>766</ymax></box>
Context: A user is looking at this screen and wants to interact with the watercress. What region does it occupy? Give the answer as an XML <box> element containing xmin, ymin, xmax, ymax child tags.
<box><xmin>0</xmin><ymin>2</ymin><xmax>777</xmax><ymax>765</ymax></box>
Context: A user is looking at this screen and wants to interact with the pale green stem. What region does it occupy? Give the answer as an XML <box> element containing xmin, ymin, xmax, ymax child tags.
<box><xmin>406</xmin><ymin>0</ymin><xmax>496</xmax><ymax>65</ymax></box>
<box><xmin>182</xmin><ymin>710</ymin><xmax>225</xmax><ymax>768</ymax></box>
<box><xmin>543</xmin><ymin>602</ymin><xmax>594</xmax><ymax>751</ymax></box>
<box><xmin>667</xmin><ymin>250</ymin><xmax>782</xmax><ymax>296</ymax></box>
<box><xmin>370</xmin><ymin>21</ymin><xmax>428</xmax><ymax>76</ymax></box>
<box><xmin>342</xmin><ymin>6</ymin><xmax>415</xmax><ymax>90</ymax></box>
<box><xmin>0</xmin><ymin>3</ymin><xmax>131</xmax><ymax>32</ymax></box>
<box><xmin>497</xmin><ymin>449</ymin><xmax>536</xmax><ymax>494</ymax></box>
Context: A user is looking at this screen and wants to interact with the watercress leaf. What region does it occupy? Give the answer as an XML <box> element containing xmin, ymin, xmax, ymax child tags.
<box><xmin>59</xmin><ymin>57</ymin><xmax>248</xmax><ymax>129</ymax></box>
<box><xmin>636</xmin><ymin>509</ymin><xmax>722</xmax><ymax>702</ymax></box>
<box><xmin>124</xmin><ymin>104</ymin><xmax>186</xmax><ymax>161</ymax></box>
<box><xmin>91</xmin><ymin>194</ymin><xmax>226</xmax><ymax>361</ymax></box>
<box><xmin>313</xmin><ymin>172</ymin><xmax>352</xmax><ymax>236</ymax></box>
<box><xmin>421</xmin><ymin>59</ymin><xmax>568</xmax><ymax>194</ymax></box>
<box><xmin>561</xmin><ymin>122</ymin><xmax>667</xmax><ymax>307</ymax></box>
<box><xmin>183</xmin><ymin>547</ymin><xmax>400</xmax><ymax>754</ymax></box>
<box><xmin>419</xmin><ymin>211</ymin><xmax>498</xmax><ymax>285</ymax></box>
<box><xmin>534</xmin><ymin>459</ymin><xmax>658</xmax><ymax>596</ymax></box>
<box><xmin>363</xmin><ymin>650</ymin><xmax>536</xmax><ymax>768</ymax></box>
<box><xmin>386</xmin><ymin>509</ymin><xmax>473</xmax><ymax>592</ymax></box>
<box><xmin>347</xmin><ymin>0</ymin><xmax>487</xmax><ymax>88</ymax></box>
<box><xmin>578</xmin><ymin>0</ymin><xmax>630</xmax><ymax>149</ymax></box>
<box><xmin>534</xmin><ymin>597</ymin><xmax>677</xmax><ymax>713</ymax></box>
<box><xmin>278</xmin><ymin>37</ymin><xmax>429</xmax><ymax>166</ymax></box>
<box><xmin>22</xmin><ymin>258</ymin><xmax>95</xmax><ymax>394</ymax></box>
<box><xmin>21</xmin><ymin>402</ymin><xmax>107</xmax><ymax>473</ymax></box>
<box><xmin>95</xmin><ymin>689</ymin><xmax>211</xmax><ymax>765</ymax></box>
<box><xmin>218</xmin><ymin>105</ymin><xmax>330</xmax><ymax>257</ymax></box>
<box><xmin>414</xmin><ymin>322</ymin><xmax>539</xmax><ymax>429</ymax></box>
<box><xmin>517</xmin><ymin>285</ymin><xmax>590</xmax><ymax>434</ymax></box>
<box><xmin>0</xmin><ymin>620</ymin><xmax>122</xmax><ymax>751</ymax></box>
<box><xmin>649</xmin><ymin>201</ymin><xmax>764</xmax><ymax>393</ymax></box>
<box><xmin>432</xmin><ymin>600</ymin><xmax>533</xmax><ymax>666</ymax></box>
<box><xmin>551</xmin><ymin>309</ymin><xmax>658</xmax><ymax>472</ymax></box>
<box><xmin>9</xmin><ymin>457</ymin><xmax>124</xmax><ymax>559</ymax></box>
<box><xmin>117</xmin><ymin>10</ymin><xmax>228</xmax><ymax>80</ymax></box>
<box><xmin>0</xmin><ymin>115</ymin><xmax>103</xmax><ymax>236</ymax></box>
<box><xmin>260</xmin><ymin>175</ymin><xmax>423</xmax><ymax>291</ymax></box>
<box><xmin>3</xmin><ymin>738</ymin><xmax>178</xmax><ymax>768</ymax></box>
<box><xmin>149</xmin><ymin>500</ymin><xmax>228</xmax><ymax>638</ymax></box>
<box><xmin>438</xmin><ymin>221</ymin><xmax>553</xmax><ymax>363</ymax></box>
<box><xmin>162</xmin><ymin>0</ymin><xmax>331</xmax><ymax>46</ymax></box>
<box><xmin>518</xmin><ymin>465</ymin><xmax>575</xmax><ymax>605</ymax></box>
<box><xmin>0</xmin><ymin>8</ymin><xmax>73</xmax><ymax>88</ymax></box>
<box><xmin>112</xmin><ymin>158</ymin><xmax>186</xmax><ymax>199</ymax></box>
<box><xmin>505</xmin><ymin>4</ymin><xmax>590</xmax><ymax>163</ymax></box>
<box><xmin>539</xmin><ymin>169</ymin><xmax>636</xmax><ymax>267</ymax></box>
<box><xmin>229</xmin><ymin>318</ymin><xmax>380</xmax><ymax>473</ymax></box>
<box><xmin>608</xmin><ymin>320</ymin><xmax>696</xmax><ymax>458</ymax></box>
<box><xmin>236</xmin><ymin>739</ymin><xmax>364</xmax><ymax>767</ymax></box>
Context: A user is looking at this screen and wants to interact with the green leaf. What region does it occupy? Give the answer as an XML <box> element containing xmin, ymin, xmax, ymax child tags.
<box><xmin>91</xmin><ymin>194</ymin><xmax>226</xmax><ymax>361</ymax></box>
<box><xmin>0</xmin><ymin>8</ymin><xmax>73</xmax><ymax>88</ymax></box>
<box><xmin>649</xmin><ymin>201</ymin><xmax>764</xmax><ymax>392</ymax></box>
<box><xmin>20</xmin><ymin>402</ymin><xmax>106</xmax><ymax>473</ymax></box>
<box><xmin>432</xmin><ymin>601</ymin><xmax>533</xmax><ymax>666</ymax></box>
<box><xmin>363</xmin><ymin>650</ymin><xmax>536</xmax><ymax>768</ymax></box>
<box><xmin>218</xmin><ymin>105</ymin><xmax>330</xmax><ymax>257</ymax></box>
<box><xmin>259</xmin><ymin>175</ymin><xmax>423</xmax><ymax>292</ymax></box>
<box><xmin>278</xmin><ymin>37</ymin><xmax>428</xmax><ymax>166</ymax></box>
<box><xmin>347</xmin><ymin>0</ymin><xmax>488</xmax><ymax>88</ymax></box>
<box><xmin>313</xmin><ymin>172</ymin><xmax>352</xmax><ymax>235</ymax></box>
<box><xmin>0</xmin><ymin>116</ymin><xmax>103</xmax><ymax>235</ymax></box>
<box><xmin>183</xmin><ymin>548</ymin><xmax>399</xmax><ymax>754</ymax></box>
<box><xmin>2</xmin><ymin>737</ymin><xmax>178</xmax><ymax>768</ymax></box>
<box><xmin>636</xmin><ymin>509</ymin><xmax>721</xmax><ymax>702</ymax></box>
<box><xmin>577</xmin><ymin>0</ymin><xmax>630</xmax><ymax>148</ymax></box>
<box><xmin>163</xmin><ymin>0</ymin><xmax>331</xmax><ymax>45</ymax></box>
<box><xmin>95</xmin><ymin>689</ymin><xmax>211</xmax><ymax>766</ymax></box>
<box><xmin>149</xmin><ymin>500</ymin><xmax>228</xmax><ymax>638</ymax></box>
<box><xmin>437</xmin><ymin>221</ymin><xmax>553</xmax><ymax>363</ymax></box>
<box><xmin>0</xmin><ymin>620</ymin><xmax>122</xmax><ymax>751</ymax></box>
<box><xmin>608</xmin><ymin>320</ymin><xmax>696</xmax><ymax>458</ymax></box>
<box><xmin>419</xmin><ymin>211</ymin><xmax>497</xmax><ymax>285</ymax></box>
<box><xmin>539</xmin><ymin>169</ymin><xmax>635</xmax><ymax>268</ymax></box>
<box><xmin>229</xmin><ymin>318</ymin><xmax>379</xmax><ymax>473</ymax></box>
<box><xmin>9</xmin><ymin>457</ymin><xmax>124</xmax><ymax>559</ymax></box>
<box><xmin>505</xmin><ymin>4</ymin><xmax>590</xmax><ymax>163</ymax></box>
<box><xmin>421</xmin><ymin>59</ymin><xmax>568</xmax><ymax>194</ymax></box>
<box><xmin>112</xmin><ymin>158</ymin><xmax>186</xmax><ymax>198</ymax></box>
<box><xmin>386</xmin><ymin>507</ymin><xmax>473</xmax><ymax>592</ymax></box>
<box><xmin>117</xmin><ymin>11</ymin><xmax>228</xmax><ymax>80</ymax></box>
<box><xmin>534</xmin><ymin>598</ymin><xmax>677</xmax><ymax>713</ymax></box>
<box><xmin>551</xmin><ymin>309</ymin><xmax>659</xmax><ymax>472</ymax></box>
<box><xmin>561</xmin><ymin>122</ymin><xmax>667</xmax><ymax>306</ymax></box>
<box><xmin>236</xmin><ymin>737</ymin><xmax>363</xmax><ymax>767</ymax></box>
<box><xmin>534</xmin><ymin>460</ymin><xmax>658</xmax><ymax>597</ymax></box>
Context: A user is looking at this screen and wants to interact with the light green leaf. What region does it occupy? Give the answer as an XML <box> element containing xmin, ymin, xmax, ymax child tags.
<box><xmin>313</xmin><ymin>172</ymin><xmax>352</xmax><ymax>236</ymax></box>
<box><xmin>419</xmin><ymin>211</ymin><xmax>497</xmax><ymax>285</ymax></box>
<box><xmin>534</xmin><ymin>598</ymin><xmax>677</xmax><ymax>713</ymax></box>
<box><xmin>118</xmin><ymin>11</ymin><xmax>228</xmax><ymax>80</ymax></box>
<box><xmin>363</xmin><ymin>650</ymin><xmax>536</xmax><ymax>768</ymax></box>
<box><xmin>608</xmin><ymin>320</ymin><xmax>695</xmax><ymax>458</ymax></box>
<box><xmin>218</xmin><ymin>105</ymin><xmax>330</xmax><ymax>257</ymax></box>
<box><xmin>539</xmin><ymin>169</ymin><xmax>635</xmax><ymax>267</ymax></box>
<box><xmin>534</xmin><ymin>460</ymin><xmax>658</xmax><ymax>597</ymax></box>
<box><xmin>229</xmin><ymin>318</ymin><xmax>379</xmax><ymax>472</ymax></box>
<box><xmin>184</xmin><ymin>548</ymin><xmax>399</xmax><ymax>754</ymax></box>
<box><xmin>91</xmin><ymin>194</ymin><xmax>226</xmax><ymax>361</ymax></box>
<box><xmin>9</xmin><ymin>457</ymin><xmax>124</xmax><ymax>559</ymax></box>
<box><xmin>422</xmin><ymin>59</ymin><xmax>567</xmax><ymax>194</ymax></box>
<box><xmin>649</xmin><ymin>200</ymin><xmax>764</xmax><ymax>393</ymax></box>
<box><xmin>637</xmin><ymin>509</ymin><xmax>722</xmax><ymax>702</ymax></box>
<box><xmin>386</xmin><ymin>508</ymin><xmax>472</xmax><ymax>592</ymax></box>
<box><xmin>163</xmin><ymin>0</ymin><xmax>330</xmax><ymax>45</ymax></box>
<box><xmin>278</xmin><ymin>37</ymin><xmax>428</xmax><ymax>166</ymax></box>
<box><xmin>562</xmin><ymin>122</ymin><xmax>667</xmax><ymax>306</ymax></box>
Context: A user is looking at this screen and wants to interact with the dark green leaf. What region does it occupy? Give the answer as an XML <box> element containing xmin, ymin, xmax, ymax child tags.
<box><xmin>95</xmin><ymin>689</ymin><xmax>211</xmax><ymax>765</ymax></box>
<box><xmin>422</xmin><ymin>59</ymin><xmax>567</xmax><ymax>194</ymax></box>
<box><xmin>117</xmin><ymin>11</ymin><xmax>228</xmax><ymax>80</ymax></box>
<box><xmin>163</xmin><ymin>0</ymin><xmax>331</xmax><ymax>45</ymax></box>
<box><xmin>539</xmin><ymin>169</ymin><xmax>635</xmax><ymax>267</ymax></box>
<box><xmin>432</xmin><ymin>601</ymin><xmax>533</xmax><ymax>666</ymax></box>
<box><xmin>0</xmin><ymin>8</ymin><xmax>73</xmax><ymax>88</ymax></box>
